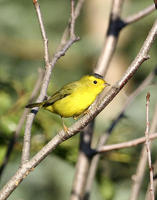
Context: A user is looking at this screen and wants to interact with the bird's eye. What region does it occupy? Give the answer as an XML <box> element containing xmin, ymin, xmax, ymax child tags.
<box><xmin>93</xmin><ymin>80</ymin><xmax>97</xmax><ymax>84</ymax></box>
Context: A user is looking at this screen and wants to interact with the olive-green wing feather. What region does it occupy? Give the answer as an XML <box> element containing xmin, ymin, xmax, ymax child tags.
<box><xmin>42</xmin><ymin>82</ymin><xmax>78</xmax><ymax>107</ymax></box>
<box><xmin>26</xmin><ymin>81</ymin><xmax>79</xmax><ymax>109</ymax></box>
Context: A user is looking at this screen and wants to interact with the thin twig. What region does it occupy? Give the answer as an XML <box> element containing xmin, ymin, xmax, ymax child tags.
<box><xmin>97</xmin><ymin>133</ymin><xmax>157</xmax><ymax>153</ymax></box>
<box><xmin>145</xmin><ymin>93</ymin><xmax>154</xmax><ymax>200</ymax></box>
<box><xmin>33</xmin><ymin>0</ymin><xmax>50</xmax><ymax>65</ymax></box>
<box><xmin>145</xmin><ymin>160</ymin><xmax>157</xmax><ymax>200</ymax></box>
<box><xmin>0</xmin><ymin>68</ymin><xmax>44</xmax><ymax>179</ymax></box>
<box><xmin>70</xmin><ymin>0</ymin><xmax>75</xmax><ymax>39</ymax></box>
<box><xmin>124</xmin><ymin>4</ymin><xmax>155</xmax><ymax>25</ymax></box>
<box><xmin>58</xmin><ymin>0</ymin><xmax>83</xmax><ymax>49</ymax></box>
<box><xmin>130</xmin><ymin>104</ymin><xmax>157</xmax><ymax>200</ymax></box>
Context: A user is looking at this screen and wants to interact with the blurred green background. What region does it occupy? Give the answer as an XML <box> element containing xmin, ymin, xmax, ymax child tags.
<box><xmin>0</xmin><ymin>0</ymin><xmax>157</xmax><ymax>199</ymax></box>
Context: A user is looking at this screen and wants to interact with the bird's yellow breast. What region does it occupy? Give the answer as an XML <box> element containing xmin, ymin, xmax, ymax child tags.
<box><xmin>50</xmin><ymin>87</ymin><xmax>99</xmax><ymax>118</ymax></box>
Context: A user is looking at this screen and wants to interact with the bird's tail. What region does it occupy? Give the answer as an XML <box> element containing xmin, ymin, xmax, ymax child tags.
<box><xmin>25</xmin><ymin>102</ymin><xmax>43</xmax><ymax>109</ymax></box>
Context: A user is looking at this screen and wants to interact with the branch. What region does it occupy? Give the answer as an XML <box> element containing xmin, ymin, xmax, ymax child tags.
<box><xmin>145</xmin><ymin>93</ymin><xmax>154</xmax><ymax>200</ymax></box>
<box><xmin>124</xmin><ymin>4</ymin><xmax>155</xmax><ymax>25</ymax></box>
<box><xmin>97</xmin><ymin>133</ymin><xmax>157</xmax><ymax>153</ymax></box>
<box><xmin>95</xmin><ymin>3</ymin><xmax>155</xmax><ymax>76</ymax></box>
<box><xmin>145</xmin><ymin>160</ymin><xmax>157</xmax><ymax>200</ymax></box>
<box><xmin>129</xmin><ymin>104</ymin><xmax>157</xmax><ymax>200</ymax></box>
<box><xmin>33</xmin><ymin>0</ymin><xmax>50</xmax><ymax>65</ymax></box>
<box><xmin>71</xmin><ymin>122</ymin><xmax>94</xmax><ymax>200</ymax></box>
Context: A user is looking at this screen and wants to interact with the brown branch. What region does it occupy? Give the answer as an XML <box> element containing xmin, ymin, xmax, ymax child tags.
<box><xmin>129</xmin><ymin>104</ymin><xmax>157</xmax><ymax>200</ymax></box>
<box><xmin>145</xmin><ymin>93</ymin><xmax>154</xmax><ymax>200</ymax></box>
<box><xmin>0</xmin><ymin>16</ymin><xmax>156</xmax><ymax>200</ymax></box>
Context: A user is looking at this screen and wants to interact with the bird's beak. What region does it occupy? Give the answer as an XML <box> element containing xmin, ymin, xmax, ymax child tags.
<box><xmin>105</xmin><ymin>82</ymin><xmax>110</xmax><ymax>86</ymax></box>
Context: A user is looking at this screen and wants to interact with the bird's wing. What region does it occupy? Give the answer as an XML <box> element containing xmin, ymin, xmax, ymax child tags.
<box><xmin>42</xmin><ymin>82</ymin><xmax>78</xmax><ymax>107</ymax></box>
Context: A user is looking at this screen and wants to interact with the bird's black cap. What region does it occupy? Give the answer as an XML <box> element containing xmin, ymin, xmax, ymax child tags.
<box><xmin>92</xmin><ymin>73</ymin><xmax>104</xmax><ymax>79</ymax></box>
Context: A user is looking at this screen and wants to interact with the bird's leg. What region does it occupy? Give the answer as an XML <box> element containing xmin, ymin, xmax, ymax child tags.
<box><xmin>61</xmin><ymin>117</ymin><xmax>69</xmax><ymax>134</ymax></box>
<box><xmin>73</xmin><ymin>109</ymin><xmax>90</xmax><ymax>120</ymax></box>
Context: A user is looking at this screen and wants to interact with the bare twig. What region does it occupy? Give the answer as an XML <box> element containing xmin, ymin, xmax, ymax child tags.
<box><xmin>145</xmin><ymin>160</ymin><xmax>157</xmax><ymax>200</ymax></box>
<box><xmin>145</xmin><ymin>93</ymin><xmax>154</xmax><ymax>200</ymax></box>
<box><xmin>0</xmin><ymin>68</ymin><xmax>44</xmax><ymax>179</ymax></box>
<box><xmin>97</xmin><ymin>133</ymin><xmax>157</xmax><ymax>153</ymax></box>
<box><xmin>58</xmin><ymin>0</ymin><xmax>83</xmax><ymax>49</ymax></box>
<box><xmin>33</xmin><ymin>0</ymin><xmax>50</xmax><ymax>65</ymax></box>
<box><xmin>130</xmin><ymin>104</ymin><xmax>157</xmax><ymax>200</ymax></box>
<box><xmin>70</xmin><ymin>0</ymin><xmax>76</xmax><ymax>39</ymax></box>
<box><xmin>124</xmin><ymin>4</ymin><xmax>155</xmax><ymax>25</ymax></box>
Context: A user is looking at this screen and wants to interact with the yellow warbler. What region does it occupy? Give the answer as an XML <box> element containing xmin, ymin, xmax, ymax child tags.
<box><xmin>26</xmin><ymin>73</ymin><xmax>109</xmax><ymax>131</ymax></box>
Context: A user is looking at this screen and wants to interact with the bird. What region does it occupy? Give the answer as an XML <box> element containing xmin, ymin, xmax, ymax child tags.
<box><xmin>26</xmin><ymin>73</ymin><xmax>110</xmax><ymax>132</ymax></box>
